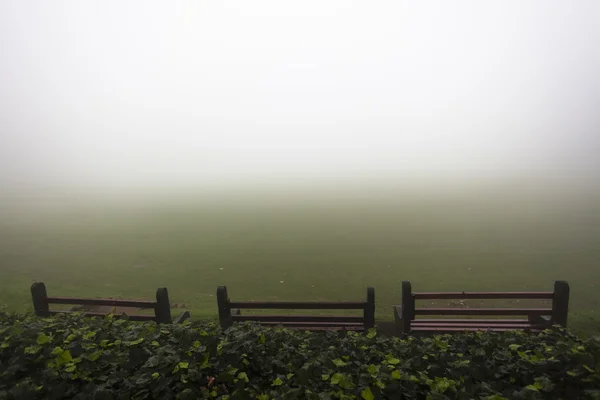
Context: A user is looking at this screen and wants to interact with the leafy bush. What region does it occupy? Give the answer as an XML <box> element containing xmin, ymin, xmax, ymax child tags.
<box><xmin>1</xmin><ymin>312</ymin><xmax>599</xmax><ymax>399</ymax></box>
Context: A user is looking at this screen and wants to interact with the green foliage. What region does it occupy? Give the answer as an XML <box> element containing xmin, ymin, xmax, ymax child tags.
<box><xmin>1</xmin><ymin>312</ymin><xmax>600</xmax><ymax>399</ymax></box>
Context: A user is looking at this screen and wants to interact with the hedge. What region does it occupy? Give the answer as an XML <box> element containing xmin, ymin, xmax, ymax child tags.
<box><xmin>1</xmin><ymin>312</ymin><xmax>599</xmax><ymax>399</ymax></box>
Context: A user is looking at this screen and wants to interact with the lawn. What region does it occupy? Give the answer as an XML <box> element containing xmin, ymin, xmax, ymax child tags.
<box><xmin>1</xmin><ymin>182</ymin><xmax>599</xmax><ymax>336</ymax></box>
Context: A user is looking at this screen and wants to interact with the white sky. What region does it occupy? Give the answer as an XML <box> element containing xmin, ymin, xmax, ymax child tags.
<box><xmin>1</xmin><ymin>1</ymin><xmax>599</xmax><ymax>190</ymax></box>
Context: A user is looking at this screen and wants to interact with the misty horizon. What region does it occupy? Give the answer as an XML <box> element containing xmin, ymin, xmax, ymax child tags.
<box><xmin>1</xmin><ymin>1</ymin><xmax>599</xmax><ymax>194</ymax></box>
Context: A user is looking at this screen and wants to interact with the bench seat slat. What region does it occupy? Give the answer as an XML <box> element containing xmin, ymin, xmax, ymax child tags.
<box><xmin>232</xmin><ymin>315</ymin><xmax>364</xmax><ymax>323</ymax></box>
<box><xmin>415</xmin><ymin>308</ymin><xmax>552</xmax><ymax>316</ymax></box>
<box><xmin>47</xmin><ymin>297</ymin><xmax>157</xmax><ymax>308</ymax></box>
<box><xmin>284</xmin><ymin>326</ymin><xmax>365</xmax><ymax>331</ymax></box>
<box><xmin>49</xmin><ymin>310</ymin><xmax>156</xmax><ymax>321</ymax></box>
<box><xmin>411</xmin><ymin>326</ymin><xmax>542</xmax><ymax>332</ymax></box>
<box><xmin>414</xmin><ymin>318</ymin><xmax>530</xmax><ymax>324</ymax></box>
<box><xmin>255</xmin><ymin>321</ymin><xmax>364</xmax><ymax>327</ymax></box>
<box><xmin>412</xmin><ymin>322</ymin><xmax>543</xmax><ymax>329</ymax></box>
<box><xmin>229</xmin><ymin>301</ymin><xmax>365</xmax><ymax>310</ymax></box>
<box><xmin>412</xmin><ymin>292</ymin><xmax>553</xmax><ymax>300</ymax></box>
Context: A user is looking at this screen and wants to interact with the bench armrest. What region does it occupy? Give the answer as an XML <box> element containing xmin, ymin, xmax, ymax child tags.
<box><xmin>174</xmin><ymin>311</ymin><xmax>191</xmax><ymax>324</ymax></box>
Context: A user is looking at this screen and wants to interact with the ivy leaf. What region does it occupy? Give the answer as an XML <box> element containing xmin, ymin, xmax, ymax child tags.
<box><xmin>83</xmin><ymin>331</ymin><xmax>96</xmax><ymax>340</ymax></box>
<box><xmin>199</xmin><ymin>352</ymin><xmax>211</xmax><ymax>369</ymax></box>
<box><xmin>64</xmin><ymin>333</ymin><xmax>77</xmax><ymax>343</ymax></box>
<box><xmin>144</xmin><ymin>356</ymin><xmax>159</xmax><ymax>368</ymax></box>
<box><xmin>386</xmin><ymin>354</ymin><xmax>400</xmax><ymax>365</ymax></box>
<box><xmin>55</xmin><ymin>350</ymin><xmax>73</xmax><ymax>367</ymax></box>
<box><xmin>430</xmin><ymin>377</ymin><xmax>455</xmax><ymax>393</ymax></box>
<box><xmin>178</xmin><ymin>361</ymin><xmax>189</xmax><ymax>369</ymax></box>
<box><xmin>331</xmin><ymin>373</ymin><xmax>342</xmax><ymax>385</ymax></box>
<box><xmin>391</xmin><ymin>370</ymin><xmax>401</xmax><ymax>380</ymax></box>
<box><xmin>332</xmin><ymin>358</ymin><xmax>347</xmax><ymax>367</ymax></box>
<box><xmin>361</xmin><ymin>387</ymin><xmax>375</xmax><ymax>400</ymax></box>
<box><xmin>330</xmin><ymin>373</ymin><xmax>355</xmax><ymax>389</ymax></box>
<box><xmin>226</xmin><ymin>365</ymin><xmax>239</xmax><ymax>375</ymax></box>
<box><xmin>238</xmin><ymin>372</ymin><xmax>249</xmax><ymax>383</ymax></box>
<box><xmin>272</xmin><ymin>377</ymin><xmax>283</xmax><ymax>386</ymax></box>
<box><xmin>24</xmin><ymin>345</ymin><xmax>42</xmax><ymax>355</ymax></box>
<box><xmin>339</xmin><ymin>375</ymin><xmax>356</xmax><ymax>390</ymax></box>
<box><xmin>127</xmin><ymin>338</ymin><xmax>144</xmax><ymax>346</ymax></box>
<box><xmin>367</xmin><ymin>364</ymin><xmax>379</xmax><ymax>377</ymax></box>
<box><xmin>87</xmin><ymin>350</ymin><xmax>103</xmax><ymax>361</ymax></box>
<box><xmin>37</xmin><ymin>333</ymin><xmax>50</xmax><ymax>345</ymax></box>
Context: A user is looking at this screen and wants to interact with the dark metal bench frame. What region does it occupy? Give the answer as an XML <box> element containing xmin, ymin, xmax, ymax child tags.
<box><xmin>394</xmin><ymin>280</ymin><xmax>569</xmax><ymax>334</ymax></box>
<box><xmin>216</xmin><ymin>286</ymin><xmax>375</xmax><ymax>331</ymax></box>
<box><xmin>31</xmin><ymin>282</ymin><xmax>190</xmax><ymax>324</ymax></box>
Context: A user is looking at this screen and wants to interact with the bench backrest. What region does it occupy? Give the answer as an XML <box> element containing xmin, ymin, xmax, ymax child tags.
<box><xmin>31</xmin><ymin>282</ymin><xmax>173</xmax><ymax>324</ymax></box>
<box><xmin>216</xmin><ymin>286</ymin><xmax>375</xmax><ymax>330</ymax></box>
<box><xmin>399</xmin><ymin>280</ymin><xmax>569</xmax><ymax>332</ymax></box>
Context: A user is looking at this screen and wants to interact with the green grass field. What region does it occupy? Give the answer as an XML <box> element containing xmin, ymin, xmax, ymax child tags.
<box><xmin>1</xmin><ymin>182</ymin><xmax>599</xmax><ymax>336</ymax></box>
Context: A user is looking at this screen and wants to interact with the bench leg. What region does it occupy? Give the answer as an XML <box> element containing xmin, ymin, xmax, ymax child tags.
<box><xmin>155</xmin><ymin>288</ymin><xmax>173</xmax><ymax>324</ymax></box>
<box><xmin>400</xmin><ymin>281</ymin><xmax>414</xmax><ymax>334</ymax></box>
<box><xmin>365</xmin><ymin>287</ymin><xmax>375</xmax><ymax>330</ymax></box>
<box><xmin>552</xmin><ymin>281</ymin><xmax>569</xmax><ymax>328</ymax></box>
<box><xmin>217</xmin><ymin>286</ymin><xmax>233</xmax><ymax>329</ymax></box>
<box><xmin>31</xmin><ymin>282</ymin><xmax>50</xmax><ymax>317</ymax></box>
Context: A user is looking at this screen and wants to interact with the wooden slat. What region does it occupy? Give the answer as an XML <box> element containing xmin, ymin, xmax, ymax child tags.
<box><xmin>126</xmin><ymin>314</ymin><xmax>158</xmax><ymax>321</ymax></box>
<box><xmin>228</xmin><ymin>301</ymin><xmax>366</xmax><ymax>310</ymax></box>
<box><xmin>411</xmin><ymin>327</ymin><xmax>542</xmax><ymax>332</ymax></box>
<box><xmin>232</xmin><ymin>315</ymin><xmax>364</xmax><ymax>323</ymax></box>
<box><xmin>47</xmin><ymin>297</ymin><xmax>156</xmax><ymax>308</ymax></box>
<box><xmin>414</xmin><ymin>308</ymin><xmax>552</xmax><ymax>316</ymax></box>
<box><xmin>412</xmin><ymin>292</ymin><xmax>554</xmax><ymax>300</ymax></box>
<box><xmin>414</xmin><ymin>318</ymin><xmax>529</xmax><ymax>324</ymax></box>
<box><xmin>412</xmin><ymin>322</ymin><xmax>542</xmax><ymax>329</ymax></box>
<box><xmin>49</xmin><ymin>310</ymin><xmax>156</xmax><ymax>321</ymax></box>
<box><xmin>251</xmin><ymin>321</ymin><xmax>364</xmax><ymax>327</ymax></box>
<box><xmin>284</xmin><ymin>326</ymin><xmax>365</xmax><ymax>331</ymax></box>
<box><xmin>234</xmin><ymin>321</ymin><xmax>364</xmax><ymax>329</ymax></box>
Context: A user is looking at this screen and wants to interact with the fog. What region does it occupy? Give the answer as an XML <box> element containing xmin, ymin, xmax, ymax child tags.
<box><xmin>1</xmin><ymin>1</ymin><xmax>599</xmax><ymax>195</ymax></box>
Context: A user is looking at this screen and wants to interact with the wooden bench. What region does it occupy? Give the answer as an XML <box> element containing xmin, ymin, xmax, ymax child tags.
<box><xmin>394</xmin><ymin>280</ymin><xmax>569</xmax><ymax>334</ymax></box>
<box><xmin>31</xmin><ymin>282</ymin><xmax>190</xmax><ymax>324</ymax></box>
<box><xmin>216</xmin><ymin>286</ymin><xmax>375</xmax><ymax>331</ymax></box>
